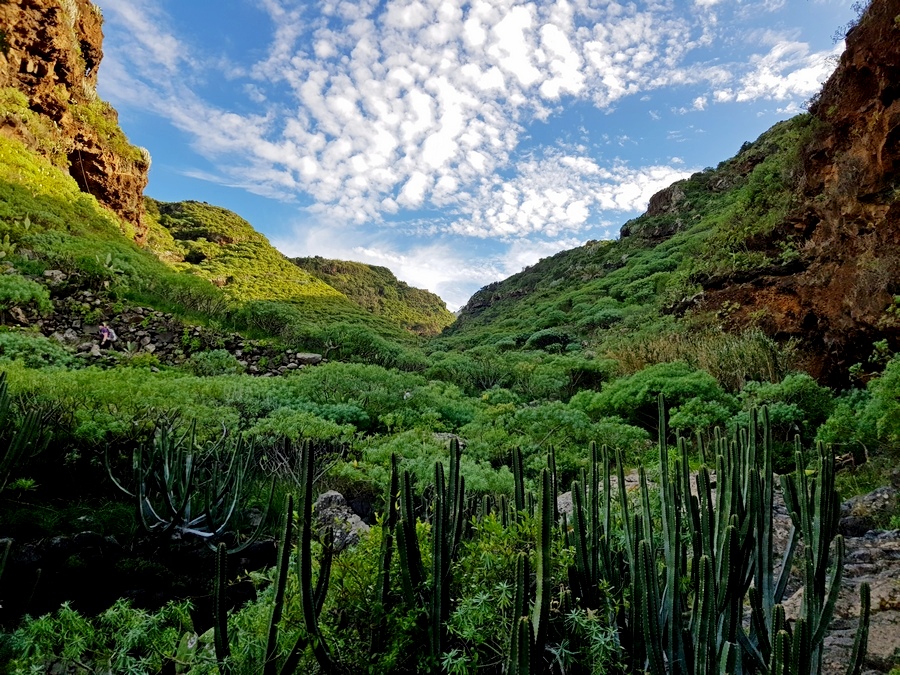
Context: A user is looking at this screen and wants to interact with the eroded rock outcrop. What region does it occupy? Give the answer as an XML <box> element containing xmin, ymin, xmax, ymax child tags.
<box><xmin>0</xmin><ymin>0</ymin><xmax>149</xmax><ymax>237</ymax></box>
<box><xmin>700</xmin><ymin>0</ymin><xmax>900</xmax><ymax>384</ymax></box>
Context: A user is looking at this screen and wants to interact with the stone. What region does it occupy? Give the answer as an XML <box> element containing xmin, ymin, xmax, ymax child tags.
<box><xmin>42</xmin><ymin>269</ymin><xmax>67</xmax><ymax>285</ymax></box>
<box><xmin>313</xmin><ymin>491</ymin><xmax>370</xmax><ymax>552</ymax></box>
<box><xmin>841</xmin><ymin>487</ymin><xmax>900</xmax><ymax>532</ymax></box>
<box><xmin>9</xmin><ymin>306</ymin><xmax>29</xmax><ymax>324</ymax></box>
<box><xmin>90</xmin><ymin>344</ymin><xmax>102</xmax><ymax>357</ymax></box>
<box><xmin>294</xmin><ymin>353</ymin><xmax>323</xmax><ymax>365</ymax></box>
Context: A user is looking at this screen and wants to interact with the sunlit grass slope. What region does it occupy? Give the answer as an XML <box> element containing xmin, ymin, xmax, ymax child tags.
<box><xmin>293</xmin><ymin>256</ymin><xmax>455</xmax><ymax>336</ymax></box>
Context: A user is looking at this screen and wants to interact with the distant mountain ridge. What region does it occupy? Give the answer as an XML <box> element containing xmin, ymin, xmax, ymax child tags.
<box><xmin>292</xmin><ymin>256</ymin><xmax>454</xmax><ymax>336</ymax></box>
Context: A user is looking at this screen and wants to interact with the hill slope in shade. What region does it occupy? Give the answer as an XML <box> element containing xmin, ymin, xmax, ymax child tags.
<box><xmin>441</xmin><ymin>117</ymin><xmax>813</xmax><ymax>365</ymax></box>
<box><xmin>445</xmin><ymin>0</ymin><xmax>900</xmax><ymax>386</ymax></box>
<box><xmin>293</xmin><ymin>256</ymin><xmax>454</xmax><ymax>336</ymax></box>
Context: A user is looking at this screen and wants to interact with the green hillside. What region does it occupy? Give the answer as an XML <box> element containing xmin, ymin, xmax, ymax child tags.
<box><xmin>440</xmin><ymin>116</ymin><xmax>816</xmax><ymax>380</ymax></box>
<box><xmin>293</xmin><ymin>256</ymin><xmax>454</xmax><ymax>335</ymax></box>
<box><xmin>145</xmin><ymin>198</ymin><xmax>342</xmax><ymax>302</ymax></box>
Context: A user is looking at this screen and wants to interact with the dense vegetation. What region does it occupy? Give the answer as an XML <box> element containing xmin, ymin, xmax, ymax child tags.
<box><xmin>293</xmin><ymin>256</ymin><xmax>454</xmax><ymax>336</ymax></box>
<box><xmin>444</xmin><ymin>117</ymin><xmax>818</xmax><ymax>357</ymax></box>
<box><xmin>0</xmin><ymin>49</ymin><xmax>899</xmax><ymax>674</ymax></box>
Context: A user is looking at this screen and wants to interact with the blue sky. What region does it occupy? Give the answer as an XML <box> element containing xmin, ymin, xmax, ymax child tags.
<box><xmin>93</xmin><ymin>0</ymin><xmax>853</xmax><ymax>310</ymax></box>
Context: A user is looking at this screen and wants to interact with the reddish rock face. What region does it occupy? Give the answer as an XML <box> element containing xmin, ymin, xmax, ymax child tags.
<box><xmin>0</xmin><ymin>0</ymin><xmax>149</xmax><ymax>239</ymax></box>
<box><xmin>701</xmin><ymin>0</ymin><xmax>900</xmax><ymax>385</ymax></box>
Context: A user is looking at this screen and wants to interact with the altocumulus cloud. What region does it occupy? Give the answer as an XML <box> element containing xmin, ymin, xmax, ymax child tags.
<box><xmin>96</xmin><ymin>0</ymin><xmax>839</xmax><ymax>239</ymax></box>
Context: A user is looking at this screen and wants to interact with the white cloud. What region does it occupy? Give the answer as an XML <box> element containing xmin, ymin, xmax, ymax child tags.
<box><xmin>96</xmin><ymin>0</ymin><xmax>189</xmax><ymax>73</ymax></box>
<box><xmin>96</xmin><ymin>0</ymin><xmax>841</xmax><ymax>255</ymax></box>
<box><xmin>728</xmin><ymin>41</ymin><xmax>842</xmax><ymax>102</ymax></box>
<box><xmin>449</xmin><ymin>148</ymin><xmax>694</xmax><ymax>239</ymax></box>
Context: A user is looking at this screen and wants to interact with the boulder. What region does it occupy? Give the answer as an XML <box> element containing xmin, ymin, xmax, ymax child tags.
<box><xmin>841</xmin><ymin>487</ymin><xmax>899</xmax><ymax>536</ymax></box>
<box><xmin>313</xmin><ymin>491</ymin><xmax>370</xmax><ymax>552</ymax></box>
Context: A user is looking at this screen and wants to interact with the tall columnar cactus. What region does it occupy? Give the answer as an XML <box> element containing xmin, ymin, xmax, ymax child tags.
<box><xmin>213</xmin><ymin>542</ymin><xmax>232</xmax><ymax>675</ymax></box>
<box><xmin>263</xmin><ymin>494</ymin><xmax>294</xmax><ymax>675</ymax></box>
<box><xmin>296</xmin><ymin>439</ymin><xmax>334</xmax><ymax>671</ymax></box>
<box><xmin>379</xmin><ymin>454</ymin><xmax>402</xmax><ymax>605</ymax></box>
<box><xmin>212</xmin><ymin>442</ymin><xmax>334</xmax><ymax>675</ymax></box>
<box><xmin>395</xmin><ymin>437</ymin><xmax>466</xmax><ymax>670</ymax></box>
<box><xmin>507</xmin><ymin>469</ymin><xmax>554</xmax><ymax>674</ymax></box>
<box><xmin>570</xmin><ymin>443</ymin><xmax>626</xmax><ymax>610</ymax></box>
<box><xmin>779</xmin><ymin>440</ymin><xmax>844</xmax><ymax>674</ymax></box>
<box><xmin>512</xmin><ymin>445</ymin><xmax>527</xmax><ymax>515</ymax></box>
<box><xmin>564</xmin><ymin>395</ymin><xmax>868</xmax><ymax>675</ymax></box>
<box><xmin>507</xmin><ymin>553</ymin><xmax>532</xmax><ymax>675</ymax></box>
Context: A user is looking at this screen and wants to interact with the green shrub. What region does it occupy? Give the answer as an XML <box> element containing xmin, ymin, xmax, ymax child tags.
<box><xmin>820</xmin><ymin>355</ymin><xmax>900</xmax><ymax>456</ymax></box>
<box><xmin>570</xmin><ymin>361</ymin><xmax>737</xmax><ymax>432</ymax></box>
<box><xmin>0</xmin><ymin>330</ymin><xmax>72</xmax><ymax>368</ymax></box>
<box><xmin>4</xmin><ymin>599</ymin><xmax>191</xmax><ymax>672</ymax></box>
<box><xmin>862</xmin><ymin>354</ymin><xmax>900</xmax><ymax>446</ymax></box>
<box><xmin>524</xmin><ymin>327</ymin><xmax>575</xmax><ymax>351</ymax></box>
<box><xmin>0</xmin><ymin>273</ymin><xmax>51</xmax><ymax>315</ymax></box>
<box><xmin>183</xmin><ymin>349</ymin><xmax>245</xmax><ymax>376</ymax></box>
<box><xmin>245</xmin><ymin>407</ymin><xmax>356</xmax><ymax>445</ymax></box>
<box><xmin>734</xmin><ymin>373</ymin><xmax>834</xmax><ymax>446</ymax></box>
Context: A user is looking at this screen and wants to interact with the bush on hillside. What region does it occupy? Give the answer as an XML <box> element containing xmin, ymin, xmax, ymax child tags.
<box><xmin>0</xmin><ymin>330</ymin><xmax>72</xmax><ymax>368</ymax></box>
<box><xmin>731</xmin><ymin>373</ymin><xmax>834</xmax><ymax>447</ymax></box>
<box><xmin>524</xmin><ymin>327</ymin><xmax>575</xmax><ymax>352</ymax></box>
<box><xmin>0</xmin><ymin>273</ymin><xmax>52</xmax><ymax>315</ymax></box>
<box><xmin>570</xmin><ymin>361</ymin><xmax>737</xmax><ymax>432</ymax></box>
<box><xmin>183</xmin><ymin>349</ymin><xmax>245</xmax><ymax>377</ymax></box>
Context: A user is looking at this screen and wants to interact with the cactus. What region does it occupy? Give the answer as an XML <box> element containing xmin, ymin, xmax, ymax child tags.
<box><xmin>532</xmin><ymin>468</ymin><xmax>552</xmax><ymax>653</ymax></box>
<box><xmin>506</xmin><ymin>469</ymin><xmax>555</xmax><ymax>674</ymax></box>
<box><xmin>107</xmin><ymin>421</ymin><xmax>272</xmax><ymax>552</ymax></box>
<box><xmin>512</xmin><ymin>445</ymin><xmax>526</xmax><ymax>515</ymax></box>
<box><xmin>562</xmin><ymin>395</ymin><xmax>867</xmax><ymax>675</ymax></box>
<box><xmin>0</xmin><ymin>371</ymin><xmax>43</xmax><ymax>494</ymax></box>
<box><xmin>380</xmin><ymin>457</ymin><xmax>402</xmax><ymax>591</ymax></box>
<box><xmin>396</xmin><ymin>467</ymin><xmax>425</xmax><ymax>606</ymax></box>
<box><xmin>394</xmin><ymin>438</ymin><xmax>466</xmax><ymax>670</ymax></box>
<box><xmin>296</xmin><ymin>440</ymin><xmax>334</xmax><ymax>671</ymax></box>
<box><xmin>845</xmin><ymin>582</ymin><xmax>871</xmax><ymax>675</ymax></box>
<box><xmin>263</xmin><ymin>494</ymin><xmax>294</xmax><ymax>675</ymax></box>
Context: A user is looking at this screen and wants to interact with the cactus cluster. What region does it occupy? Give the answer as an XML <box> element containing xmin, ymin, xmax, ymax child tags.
<box><xmin>394</xmin><ymin>438</ymin><xmax>467</xmax><ymax>667</ymax></box>
<box><xmin>504</xmin><ymin>396</ymin><xmax>871</xmax><ymax>674</ymax></box>
<box><xmin>206</xmin><ymin>400</ymin><xmax>869</xmax><ymax>674</ymax></box>
<box><xmin>107</xmin><ymin>421</ymin><xmax>272</xmax><ymax>552</ymax></box>
<box><xmin>213</xmin><ymin>440</ymin><xmax>333</xmax><ymax>674</ymax></box>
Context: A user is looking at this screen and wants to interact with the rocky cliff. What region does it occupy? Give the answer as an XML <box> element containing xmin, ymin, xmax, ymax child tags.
<box><xmin>700</xmin><ymin>0</ymin><xmax>900</xmax><ymax>383</ymax></box>
<box><xmin>0</xmin><ymin>0</ymin><xmax>149</xmax><ymax>238</ymax></box>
